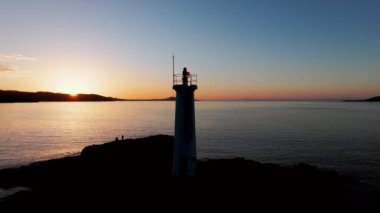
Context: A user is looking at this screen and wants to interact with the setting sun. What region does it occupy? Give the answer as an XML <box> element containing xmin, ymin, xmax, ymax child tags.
<box><xmin>50</xmin><ymin>71</ymin><xmax>92</xmax><ymax>97</ymax></box>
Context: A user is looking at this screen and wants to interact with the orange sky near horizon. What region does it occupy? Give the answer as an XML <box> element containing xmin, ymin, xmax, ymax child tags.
<box><xmin>0</xmin><ymin>61</ymin><xmax>378</xmax><ymax>101</ymax></box>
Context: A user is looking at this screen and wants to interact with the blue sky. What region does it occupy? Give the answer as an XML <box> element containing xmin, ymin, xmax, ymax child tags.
<box><xmin>0</xmin><ymin>0</ymin><xmax>379</xmax><ymax>100</ymax></box>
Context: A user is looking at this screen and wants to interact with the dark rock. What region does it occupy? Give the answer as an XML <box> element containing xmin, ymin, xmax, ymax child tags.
<box><xmin>0</xmin><ymin>135</ymin><xmax>373</xmax><ymax>212</ymax></box>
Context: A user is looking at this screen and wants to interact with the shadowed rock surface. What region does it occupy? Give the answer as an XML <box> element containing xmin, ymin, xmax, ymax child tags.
<box><xmin>0</xmin><ymin>135</ymin><xmax>376</xmax><ymax>211</ymax></box>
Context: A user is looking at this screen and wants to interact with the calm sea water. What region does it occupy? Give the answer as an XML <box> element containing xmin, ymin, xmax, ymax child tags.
<box><xmin>0</xmin><ymin>101</ymin><xmax>379</xmax><ymax>186</ymax></box>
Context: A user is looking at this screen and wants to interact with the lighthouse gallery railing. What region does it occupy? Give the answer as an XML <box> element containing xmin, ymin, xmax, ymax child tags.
<box><xmin>173</xmin><ymin>74</ymin><xmax>197</xmax><ymax>86</ymax></box>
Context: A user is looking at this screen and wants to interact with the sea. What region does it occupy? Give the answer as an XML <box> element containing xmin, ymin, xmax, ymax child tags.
<box><xmin>0</xmin><ymin>101</ymin><xmax>379</xmax><ymax>188</ymax></box>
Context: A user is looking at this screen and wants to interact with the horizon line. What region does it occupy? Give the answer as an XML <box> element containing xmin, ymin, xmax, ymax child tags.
<box><xmin>1</xmin><ymin>88</ymin><xmax>375</xmax><ymax>102</ymax></box>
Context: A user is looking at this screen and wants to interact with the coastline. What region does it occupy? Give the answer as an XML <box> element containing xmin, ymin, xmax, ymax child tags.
<box><xmin>0</xmin><ymin>135</ymin><xmax>378</xmax><ymax>211</ymax></box>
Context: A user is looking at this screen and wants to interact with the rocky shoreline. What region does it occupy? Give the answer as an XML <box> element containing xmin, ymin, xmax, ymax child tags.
<box><xmin>0</xmin><ymin>135</ymin><xmax>377</xmax><ymax>211</ymax></box>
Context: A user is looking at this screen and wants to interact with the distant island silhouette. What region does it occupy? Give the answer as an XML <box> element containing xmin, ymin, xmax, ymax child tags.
<box><xmin>343</xmin><ymin>96</ymin><xmax>380</xmax><ymax>102</ymax></box>
<box><xmin>0</xmin><ymin>135</ymin><xmax>378</xmax><ymax>211</ymax></box>
<box><xmin>0</xmin><ymin>90</ymin><xmax>177</xmax><ymax>103</ymax></box>
<box><xmin>124</xmin><ymin>96</ymin><xmax>177</xmax><ymax>101</ymax></box>
<box><xmin>0</xmin><ymin>90</ymin><xmax>121</xmax><ymax>102</ymax></box>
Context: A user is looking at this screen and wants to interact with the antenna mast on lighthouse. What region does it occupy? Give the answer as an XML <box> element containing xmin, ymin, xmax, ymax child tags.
<box><xmin>172</xmin><ymin>55</ymin><xmax>175</xmax><ymax>85</ymax></box>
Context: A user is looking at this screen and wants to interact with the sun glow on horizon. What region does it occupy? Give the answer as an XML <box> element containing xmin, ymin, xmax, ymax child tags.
<box><xmin>48</xmin><ymin>69</ymin><xmax>95</xmax><ymax>97</ymax></box>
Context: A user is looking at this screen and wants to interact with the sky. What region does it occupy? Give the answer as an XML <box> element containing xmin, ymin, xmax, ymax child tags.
<box><xmin>0</xmin><ymin>0</ymin><xmax>379</xmax><ymax>100</ymax></box>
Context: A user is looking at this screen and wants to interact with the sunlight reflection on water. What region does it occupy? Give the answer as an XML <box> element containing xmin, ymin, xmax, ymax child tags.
<box><xmin>0</xmin><ymin>101</ymin><xmax>379</xmax><ymax>186</ymax></box>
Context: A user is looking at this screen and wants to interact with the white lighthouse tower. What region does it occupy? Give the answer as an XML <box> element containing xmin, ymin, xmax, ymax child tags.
<box><xmin>172</xmin><ymin>67</ymin><xmax>197</xmax><ymax>176</ymax></box>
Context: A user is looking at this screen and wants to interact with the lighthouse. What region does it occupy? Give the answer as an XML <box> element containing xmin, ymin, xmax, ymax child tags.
<box><xmin>172</xmin><ymin>67</ymin><xmax>197</xmax><ymax>176</ymax></box>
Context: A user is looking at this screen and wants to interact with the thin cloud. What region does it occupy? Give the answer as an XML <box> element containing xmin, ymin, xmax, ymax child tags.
<box><xmin>0</xmin><ymin>64</ymin><xmax>16</xmax><ymax>72</ymax></box>
<box><xmin>0</xmin><ymin>54</ymin><xmax>36</xmax><ymax>61</ymax></box>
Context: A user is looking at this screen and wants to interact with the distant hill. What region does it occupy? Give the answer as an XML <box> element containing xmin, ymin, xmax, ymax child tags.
<box><xmin>0</xmin><ymin>90</ymin><xmax>121</xmax><ymax>103</ymax></box>
<box><xmin>366</xmin><ymin>96</ymin><xmax>380</xmax><ymax>102</ymax></box>
<box><xmin>344</xmin><ymin>96</ymin><xmax>380</xmax><ymax>102</ymax></box>
<box><xmin>123</xmin><ymin>96</ymin><xmax>176</xmax><ymax>101</ymax></box>
<box><xmin>122</xmin><ymin>97</ymin><xmax>201</xmax><ymax>101</ymax></box>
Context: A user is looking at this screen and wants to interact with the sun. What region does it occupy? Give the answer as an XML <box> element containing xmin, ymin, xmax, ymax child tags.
<box><xmin>67</xmin><ymin>89</ymin><xmax>78</xmax><ymax>97</ymax></box>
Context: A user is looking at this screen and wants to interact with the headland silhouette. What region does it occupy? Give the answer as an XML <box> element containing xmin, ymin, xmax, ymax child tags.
<box><xmin>0</xmin><ymin>90</ymin><xmax>178</xmax><ymax>103</ymax></box>
<box><xmin>0</xmin><ymin>135</ymin><xmax>377</xmax><ymax>211</ymax></box>
<box><xmin>344</xmin><ymin>96</ymin><xmax>380</xmax><ymax>102</ymax></box>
